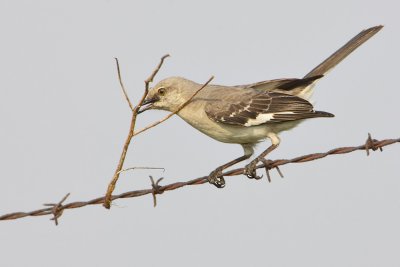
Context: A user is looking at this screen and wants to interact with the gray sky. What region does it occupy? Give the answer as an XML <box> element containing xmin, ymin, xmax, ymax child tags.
<box><xmin>1</xmin><ymin>0</ymin><xmax>399</xmax><ymax>266</ymax></box>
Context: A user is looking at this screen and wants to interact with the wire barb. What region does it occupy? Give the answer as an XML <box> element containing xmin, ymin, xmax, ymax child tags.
<box><xmin>149</xmin><ymin>176</ymin><xmax>164</xmax><ymax>207</ymax></box>
<box><xmin>43</xmin><ymin>193</ymin><xmax>70</xmax><ymax>226</ymax></box>
<box><xmin>365</xmin><ymin>133</ymin><xmax>383</xmax><ymax>156</ymax></box>
<box><xmin>260</xmin><ymin>159</ymin><xmax>284</xmax><ymax>183</ymax></box>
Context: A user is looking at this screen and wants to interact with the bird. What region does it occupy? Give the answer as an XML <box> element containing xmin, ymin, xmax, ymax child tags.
<box><xmin>139</xmin><ymin>25</ymin><xmax>383</xmax><ymax>188</ymax></box>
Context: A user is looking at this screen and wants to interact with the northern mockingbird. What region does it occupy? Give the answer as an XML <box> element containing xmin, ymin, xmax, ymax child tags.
<box><xmin>139</xmin><ymin>25</ymin><xmax>383</xmax><ymax>188</ymax></box>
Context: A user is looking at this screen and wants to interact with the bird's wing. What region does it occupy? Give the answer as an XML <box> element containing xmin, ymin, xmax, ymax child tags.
<box><xmin>205</xmin><ymin>90</ymin><xmax>333</xmax><ymax>127</ymax></box>
<box><xmin>236</xmin><ymin>75</ymin><xmax>323</xmax><ymax>94</ymax></box>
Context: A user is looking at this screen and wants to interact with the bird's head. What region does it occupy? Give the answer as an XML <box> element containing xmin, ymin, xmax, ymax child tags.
<box><xmin>139</xmin><ymin>77</ymin><xmax>194</xmax><ymax>113</ymax></box>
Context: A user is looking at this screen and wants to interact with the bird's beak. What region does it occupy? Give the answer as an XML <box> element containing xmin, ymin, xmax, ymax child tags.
<box><xmin>138</xmin><ymin>95</ymin><xmax>159</xmax><ymax>114</ymax></box>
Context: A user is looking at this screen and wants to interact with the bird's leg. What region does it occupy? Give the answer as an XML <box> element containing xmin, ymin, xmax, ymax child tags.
<box><xmin>208</xmin><ymin>154</ymin><xmax>251</xmax><ymax>188</ymax></box>
<box><xmin>244</xmin><ymin>144</ymin><xmax>278</xmax><ymax>179</ymax></box>
<box><xmin>244</xmin><ymin>133</ymin><xmax>280</xmax><ymax>180</ymax></box>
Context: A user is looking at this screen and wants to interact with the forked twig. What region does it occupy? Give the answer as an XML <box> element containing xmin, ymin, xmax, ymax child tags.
<box><xmin>103</xmin><ymin>55</ymin><xmax>212</xmax><ymax>209</ymax></box>
<box><xmin>103</xmin><ymin>55</ymin><xmax>169</xmax><ymax>209</ymax></box>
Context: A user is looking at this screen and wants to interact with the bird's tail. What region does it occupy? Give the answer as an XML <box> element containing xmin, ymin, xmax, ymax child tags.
<box><xmin>304</xmin><ymin>25</ymin><xmax>383</xmax><ymax>78</ymax></box>
<box><xmin>240</xmin><ymin>26</ymin><xmax>383</xmax><ymax>100</ymax></box>
<box><xmin>297</xmin><ymin>25</ymin><xmax>383</xmax><ymax>100</ymax></box>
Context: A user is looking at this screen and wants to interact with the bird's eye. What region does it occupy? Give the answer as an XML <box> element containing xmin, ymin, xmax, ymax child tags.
<box><xmin>158</xmin><ymin>88</ymin><xmax>166</xmax><ymax>96</ymax></box>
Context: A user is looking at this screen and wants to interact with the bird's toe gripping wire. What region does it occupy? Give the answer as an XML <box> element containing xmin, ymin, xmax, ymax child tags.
<box><xmin>244</xmin><ymin>157</ymin><xmax>284</xmax><ymax>182</ymax></box>
<box><xmin>207</xmin><ymin>167</ymin><xmax>226</xmax><ymax>188</ymax></box>
<box><xmin>244</xmin><ymin>159</ymin><xmax>263</xmax><ymax>180</ymax></box>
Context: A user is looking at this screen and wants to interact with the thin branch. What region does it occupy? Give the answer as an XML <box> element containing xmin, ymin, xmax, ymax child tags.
<box><xmin>115</xmin><ymin>58</ymin><xmax>134</xmax><ymax>112</ymax></box>
<box><xmin>145</xmin><ymin>54</ymin><xmax>170</xmax><ymax>85</ymax></box>
<box><xmin>1</xmin><ymin>135</ymin><xmax>398</xmax><ymax>224</ymax></box>
<box><xmin>103</xmin><ymin>55</ymin><xmax>169</xmax><ymax>209</ymax></box>
<box><xmin>132</xmin><ymin>75</ymin><xmax>214</xmax><ymax>137</ymax></box>
<box><xmin>134</xmin><ymin>54</ymin><xmax>170</xmax><ymax>114</ymax></box>
<box><xmin>104</xmin><ymin>60</ymin><xmax>211</xmax><ymax>209</ymax></box>
<box><xmin>117</xmin><ymin>167</ymin><xmax>165</xmax><ymax>175</ymax></box>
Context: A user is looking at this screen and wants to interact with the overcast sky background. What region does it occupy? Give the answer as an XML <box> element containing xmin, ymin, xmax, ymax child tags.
<box><xmin>1</xmin><ymin>1</ymin><xmax>399</xmax><ymax>266</ymax></box>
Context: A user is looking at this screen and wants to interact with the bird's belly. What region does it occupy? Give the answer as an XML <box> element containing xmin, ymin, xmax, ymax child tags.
<box><xmin>179</xmin><ymin>111</ymin><xmax>270</xmax><ymax>144</ymax></box>
<box><xmin>178</xmin><ymin>108</ymin><xmax>303</xmax><ymax>144</ymax></box>
<box><xmin>213</xmin><ymin>124</ymin><xmax>271</xmax><ymax>144</ymax></box>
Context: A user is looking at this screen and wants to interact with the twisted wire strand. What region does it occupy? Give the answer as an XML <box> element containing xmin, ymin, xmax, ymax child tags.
<box><xmin>0</xmin><ymin>135</ymin><xmax>398</xmax><ymax>223</ymax></box>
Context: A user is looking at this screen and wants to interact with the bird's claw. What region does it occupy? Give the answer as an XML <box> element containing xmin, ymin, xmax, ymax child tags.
<box><xmin>208</xmin><ymin>168</ymin><xmax>226</xmax><ymax>188</ymax></box>
<box><xmin>244</xmin><ymin>160</ymin><xmax>263</xmax><ymax>180</ymax></box>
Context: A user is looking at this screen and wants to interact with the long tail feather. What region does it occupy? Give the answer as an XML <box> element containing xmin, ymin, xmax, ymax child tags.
<box><xmin>304</xmin><ymin>25</ymin><xmax>383</xmax><ymax>78</ymax></box>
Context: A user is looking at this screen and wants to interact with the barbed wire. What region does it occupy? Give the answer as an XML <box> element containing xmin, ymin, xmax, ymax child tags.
<box><xmin>0</xmin><ymin>134</ymin><xmax>398</xmax><ymax>225</ymax></box>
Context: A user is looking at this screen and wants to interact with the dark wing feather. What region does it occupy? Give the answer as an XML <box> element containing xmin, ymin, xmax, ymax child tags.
<box><xmin>205</xmin><ymin>91</ymin><xmax>333</xmax><ymax>127</ymax></box>
<box><xmin>276</xmin><ymin>75</ymin><xmax>323</xmax><ymax>90</ymax></box>
<box><xmin>235</xmin><ymin>75</ymin><xmax>324</xmax><ymax>96</ymax></box>
<box><xmin>236</xmin><ymin>78</ymin><xmax>299</xmax><ymax>91</ymax></box>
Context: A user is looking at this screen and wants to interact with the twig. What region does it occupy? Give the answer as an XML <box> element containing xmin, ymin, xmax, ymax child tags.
<box><xmin>103</xmin><ymin>55</ymin><xmax>169</xmax><ymax>209</ymax></box>
<box><xmin>115</xmin><ymin>58</ymin><xmax>134</xmax><ymax>112</ymax></box>
<box><xmin>1</xmin><ymin>135</ymin><xmax>398</xmax><ymax>224</ymax></box>
<box><xmin>104</xmin><ymin>58</ymin><xmax>212</xmax><ymax>209</ymax></box>
<box><xmin>135</xmin><ymin>54</ymin><xmax>170</xmax><ymax>115</ymax></box>
<box><xmin>117</xmin><ymin>167</ymin><xmax>165</xmax><ymax>175</ymax></box>
<box><xmin>132</xmin><ymin>75</ymin><xmax>214</xmax><ymax>137</ymax></box>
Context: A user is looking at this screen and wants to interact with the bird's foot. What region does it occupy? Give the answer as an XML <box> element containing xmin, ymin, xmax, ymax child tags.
<box><xmin>208</xmin><ymin>167</ymin><xmax>226</xmax><ymax>188</ymax></box>
<box><xmin>244</xmin><ymin>159</ymin><xmax>263</xmax><ymax>180</ymax></box>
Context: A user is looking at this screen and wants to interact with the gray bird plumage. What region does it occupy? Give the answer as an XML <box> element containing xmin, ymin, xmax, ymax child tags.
<box><xmin>205</xmin><ymin>89</ymin><xmax>333</xmax><ymax>127</ymax></box>
<box><xmin>140</xmin><ymin>25</ymin><xmax>383</xmax><ymax>188</ymax></box>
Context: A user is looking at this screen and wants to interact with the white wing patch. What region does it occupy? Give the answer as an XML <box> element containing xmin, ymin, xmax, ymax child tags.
<box><xmin>243</xmin><ymin>112</ymin><xmax>294</xmax><ymax>127</ymax></box>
